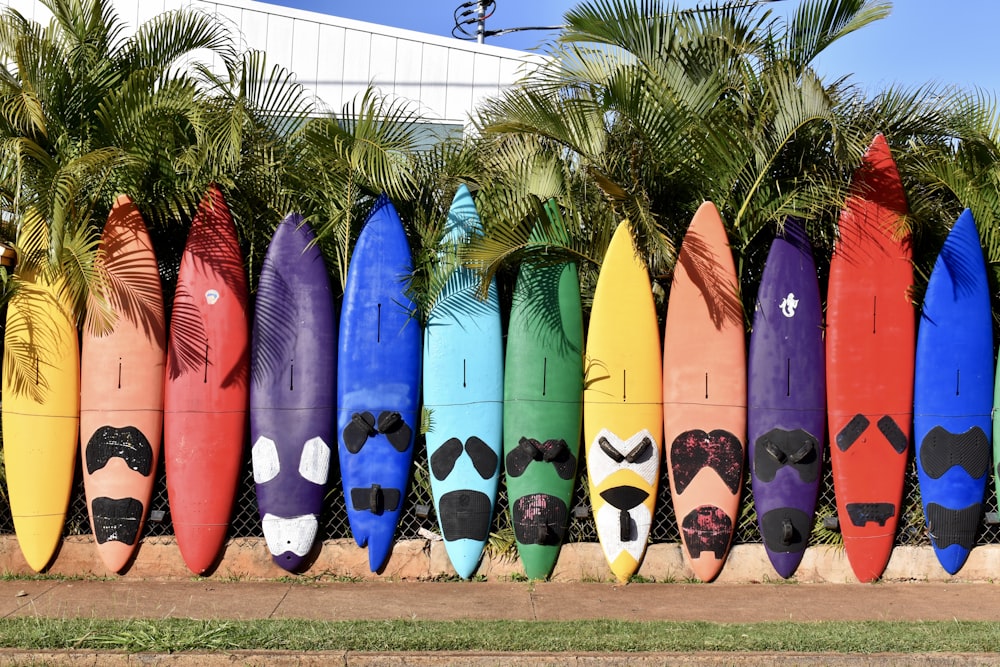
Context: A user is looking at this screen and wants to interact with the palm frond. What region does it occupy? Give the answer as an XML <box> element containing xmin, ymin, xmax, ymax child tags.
<box><xmin>120</xmin><ymin>6</ymin><xmax>236</xmax><ymax>77</ymax></box>
<box><xmin>780</xmin><ymin>0</ymin><xmax>891</xmax><ymax>72</ymax></box>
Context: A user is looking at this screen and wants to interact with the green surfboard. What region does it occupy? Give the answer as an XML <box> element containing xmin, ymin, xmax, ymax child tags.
<box><xmin>994</xmin><ymin>358</ymin><xmax>1000</xmax><ymax>503</ymax></box>
<box><xmin>503</xmin><ymin>201</ymin><xmax>584</xmax><ymax>580</ymax></box>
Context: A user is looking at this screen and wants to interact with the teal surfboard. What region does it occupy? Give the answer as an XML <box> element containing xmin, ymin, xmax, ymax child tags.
<box><xmin>423</xmin><ymin>185</ymin><xmax>504</xmax><ymax>579</ymax></box>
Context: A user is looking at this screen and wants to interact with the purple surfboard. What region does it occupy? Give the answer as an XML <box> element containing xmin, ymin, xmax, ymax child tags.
<box><xmin>250</xmin><ymin>213</ymin><xmax>337</xmax><ymax>572</ymax></box>
<box><xmin>748</xmin><ymin>218</ymin><xmax>825</xmax><ymax>579</ymax></box>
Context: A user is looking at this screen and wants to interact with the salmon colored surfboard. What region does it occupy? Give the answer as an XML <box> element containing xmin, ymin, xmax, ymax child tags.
<box><xmin>2</xmin><ymin>272</ymin><xmax>79</xmax><ymax>571</ymax></box>
<box><xmin>584</xmin><ymin>221</ymin><xmax>662</xmax><ymax>583</ymax></box>
<box><xmin>663</xmin><ymin>201</ymin><xmax>746</xmax><ymax>583</ymax></box>
<box><xmin>826</xmin><ymin>133</ymin><xmax>914</xmax><ymax>583</ymax></box>
<box><xmin>81</xmin><ymin>195</ymin><xmax>166</xmax><ymax>573</ymax></box>
<box><xmin>163</xmin><ymin>185</ymin><xmax>250</xmax><ymax>574</ymax></box>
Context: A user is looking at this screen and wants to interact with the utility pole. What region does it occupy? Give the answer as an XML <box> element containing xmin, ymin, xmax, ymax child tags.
<box><xmin>476</xmin><ymin>1</ymin><xmax>486</xmax><ymax>44</ymax></box>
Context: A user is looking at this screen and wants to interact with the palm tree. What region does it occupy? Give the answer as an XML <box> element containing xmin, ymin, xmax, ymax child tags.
<box><xmin>189</xmin><ymin>48</ymin><xmax>317</xmax><ymax>289</ymax></box>
<box><xmin>289</xmin><ymin>86</ymin><xmax>424</xmax><ymax>293</ymax></box>
<box><xmin>472</xmin><ymin>0</ymin><xmax>897</xmax><ymax>291</ymax></box>
<box><xmin>0</xmin><ymin>0</ymin><xmax>236</xmax><ymax>322</ymax></box>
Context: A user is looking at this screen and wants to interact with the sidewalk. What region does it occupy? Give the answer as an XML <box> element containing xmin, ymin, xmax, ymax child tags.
<box><xmin>1</xmin><ymin>579</ymin><xmax>997</xmax><ymax>623</ymax></box>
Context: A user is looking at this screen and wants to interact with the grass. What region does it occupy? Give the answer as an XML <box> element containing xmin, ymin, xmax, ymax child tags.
<box><xmin>0</xmin><ymin>571</ymin><xmax>108</xmax><ymax>582</ymax></box>
<box><xmin>0</xmin><ymin>619</ymin><xmax>997</xmax><ymax>654</ymax></box>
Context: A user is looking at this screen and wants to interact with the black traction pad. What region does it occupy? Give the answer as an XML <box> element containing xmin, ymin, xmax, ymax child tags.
<box><xmin>91</xmin><ymin>496</ymin><xmax>144</xmax><ymax>545</ymax></box>
<box><xmin>919</xmin><ymin>425</ymin><xmax>990</xmax><ymax>480</ymax></box>
<box><xmin>846</xmin><ymin>502</ymin><xmax>895</xmax><ymax>527</ymax></box>
<box><xmin>670</xmin><ymin>429</ymin><xmax>743</xmax><ymax>495</ymax></box>
<box><xmin>343</xmin><ymin>412</ymin><xmax>376</xmax><ymax>453</ymax></box>
<box><xmin>343</xmin><ymin>411</ymin><xmax>413</xmax><ymax>454</ymax></box>
<box><xmin>350</xmin><ymin>485</ymin><xmax>401</xmax><ymax>514</ymax></box>
<box><xmin>681</xmin><ymin>506</ymin><xmax>733</xmax><ymax>559</ymax></box>
<box><xmin>464</xmin><ymin>436</ymin><xmax>499</xmax><ymax>480</ymax></box>
<box><xmin>599</xmin><ymin>436</ymin><xmax>653</xmax><ymax>464</ymax></box>
<box><xmin>438</xmin><ymin>490</ymin><xmax>492</xmax><ymax>541</ymax></box>
<box><xmin>505</xmin><ymin>439</ymin><xmax>538</xmax><ymax>478</ymax></box>
<box><xmin>836</xmin><ymin>414</ymin><xmax>870</xmax><ymax>452</ymax></box>
<box><xmin>760</xmin><ymin>507</ymin><xmax>810</xmax><ymax>553</ymax></box>
<box><xmin>378</xmin><ymin>411</ymin><xmax>412</xmax><ymax>452</ymax></box>
<box><xmin>430</xmin><ymin>438</ymin><xmax>464</xmax><ymax>480</ymax></box>
<box><xmin>600</xmin><ymin>486</ymin><xmax>650</xmax><ymax>543</ymax></box>
<box><xmin>599</xmin><ymin>485</ymin><xmax>650</xmax><ymax>512</ymax></box>
<box><xmin>877</xmin><ymin>415</ymin><xmax>908</xmax><ymax>455</ymax></box>
<box><xmin>86</xmin><ymin>425</ymin><xmax>153</xmax><ymax>476</ymax></box>
<box><xmin>926</xmin><ymin>501</ymin><xmax>981</xmax><ymax>550</ymax></box>
<box><xmin>506</xmin><ymin>438</ymin><xmax>576</xmax><ymax>480</ymax></box>
<box><xmin>430</xmin><ymin>436</ymin><xmax>500</xmax><ymax>480</ymax></box>
<box><xmin>753</xmin><ymin>428</ymin><xmax>820</xmax><ymax>484</ymax></box>
<box><xmin>512</xmin><ymin>493</ymin><xmax>568</xmax><ymax>546</ymax></box>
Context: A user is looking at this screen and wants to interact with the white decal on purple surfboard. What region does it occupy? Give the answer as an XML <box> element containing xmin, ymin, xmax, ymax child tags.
<box><xmin>252</xmin><ymin>436</ymin><xmax>280</xmax><ymax>484</ymax></box>
<box><xmin>262</xmin><ymin>513</ymin><xmax>318</xmax><ymax>557</ymax></box>
<box><xmin>298</xmin><ymin>436</ymin><xmax>330</xmax><ymax>485</ymax></box>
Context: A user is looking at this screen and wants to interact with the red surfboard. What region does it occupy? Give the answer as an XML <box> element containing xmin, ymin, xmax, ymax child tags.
<box><xmin>826</xmin><ymin>134</ymin><xmax>914</xmax><ymax>583</ymax></box>
<box><xmin>81</xmin><ymin>195</ymin><xmax>166</xmax><ymax>573</ymax></box>
<box><xmin>163</xmin><ymin>185</ymin><xmax>250</xmax><ymax>574</ymax></box>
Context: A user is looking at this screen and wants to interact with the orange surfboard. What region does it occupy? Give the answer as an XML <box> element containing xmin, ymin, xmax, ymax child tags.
<box><xmin>826</xmin><ymin>134</ymin><xmax>914</xmax><ymax>583</ymax></box>
<box><xmin>163</xmin><ymin>186</ymin><xmax>249</xmax><ymax>574</ymax></box>
<box><xmin>81</xmin><ymin>195</ymin><xmax>166</xmax><ymax>573</ymax></box>
<box><xmin>663</xmin><ymin>201</ymin><xmax>746</xmax><ymax>583</ymax></box>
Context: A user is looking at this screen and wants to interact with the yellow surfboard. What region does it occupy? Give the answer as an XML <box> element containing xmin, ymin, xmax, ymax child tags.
<box><xmin>584</xmin><ymin>221</ymin><xmax>662</xmax><ymax>583</ymax></box>
<box><xmin>2</xmin><ymin>272</ymin><xmax>80</xmax><ymax>571</ymax></box>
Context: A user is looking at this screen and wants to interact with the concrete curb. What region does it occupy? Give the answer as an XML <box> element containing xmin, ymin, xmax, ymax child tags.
<box><xmin>0</xmin><ymin>651</ymin><xmax>995</xmax><ymax>666</ymax></box>
<box><xmin>6</xmin><ymin>535</ymin><xmax>1000</xmax><ymax>583</ymax></box>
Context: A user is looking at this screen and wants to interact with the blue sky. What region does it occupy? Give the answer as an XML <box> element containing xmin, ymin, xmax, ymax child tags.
<box><xmin>263</xmin><ymin>0</ymin><xmax>999</xmax><ymax>96</ymax></box>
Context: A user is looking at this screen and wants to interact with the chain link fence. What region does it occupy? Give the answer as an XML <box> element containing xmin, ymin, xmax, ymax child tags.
<box><xmin>3</xmin><ymin>432</ymin><xmax>1000</xmax><ymax>561</ymax></box>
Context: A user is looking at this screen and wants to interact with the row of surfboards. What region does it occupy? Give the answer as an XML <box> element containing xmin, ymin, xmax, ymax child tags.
<box><xmin>1</xmin><ymin>133</ymin><xmax>993</xmax><ymax>583</ymax></box>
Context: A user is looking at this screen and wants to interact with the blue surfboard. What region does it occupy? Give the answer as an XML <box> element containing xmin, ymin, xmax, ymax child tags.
<box><xmin>914</xmin><ymin>208</ymin><xmax>993</xmax><ymax>575</ymax></box>
<box><xmin>337</xmin><ymin>195</ymin><xmax>422</xmax><ymax>572</ymax></box>
<box><xmin>422</xmin><ymin>185</ymin><xmax>503</xmax><ymax>579</ymax></box>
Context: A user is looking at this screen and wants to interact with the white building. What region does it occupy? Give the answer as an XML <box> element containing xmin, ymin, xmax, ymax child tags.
<box><xmin>3</xmin><ymin>0</ymin><xmax>538</xmax><ymax>134</ymax></box>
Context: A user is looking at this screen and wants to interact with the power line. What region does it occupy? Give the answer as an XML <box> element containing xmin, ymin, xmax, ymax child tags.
<box><xmin>452</xmin><ymin>1</ymin><xmax>562</xmax><ymax>44</ymax></box>
<box><xmin>451</xmin><ymin>1</ymin><xmax>791</xmax><ymax>45</ymax></box>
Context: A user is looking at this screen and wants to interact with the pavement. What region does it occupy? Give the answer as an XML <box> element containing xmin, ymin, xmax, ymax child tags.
<box><xmin>0</xmin><ymin>580</ymin><xmax>998</xmax><ymax>665</ymax></box>
<box><xmin>2</xmin><ymin>579</ymin><xmax>999</xmax><ymax>623</ymax></box>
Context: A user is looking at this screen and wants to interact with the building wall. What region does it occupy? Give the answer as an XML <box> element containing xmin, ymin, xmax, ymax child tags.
<box><xmin>1</xmin><ymin>0</ymin><xmax>539</xmax><ymax>126</ymax></box>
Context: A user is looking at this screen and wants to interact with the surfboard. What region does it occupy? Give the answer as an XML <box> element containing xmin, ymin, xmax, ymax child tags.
<box><xmin>338</xmin><ymin>194</ymin><xmax>422</xmax><ymax>572</ymax></box>
<box><xmin>914</xmin><ymin>208</ymin><xmax>992</xmax><ymax>575</ymax></box>
<box><xmin>80</xmin><ymin>195</ymin><xmax>166</xmax><ymax>573</ymax></box>
<box><xmin>584</xmin><ymin>220</ymin><xmax>661</xmax><ymax>583</ymax></box>
<box><xmin>250</xmin><ymin>213</ymin><xmax>336</xmax><ymax>572</ymax></box>
<box><xmin>996</xmin><ymin>358</ymin><xmax>1000</xmax><ymax>505</ymax></box>
<box><xmin>503</xmin><ymin>200</ymin><xmax>584</xmax><ymax>580</ymax></box>
<box><xmin>663</xmin><ymin>201</ymin><xmax>746</xmax><ymax>583</ymax></box>
<box><xmin>747</xmin><ymin>217</ymin><xmax>825</xmax><ymax>579</ymax></box>
<box><xmin>826</xmin><ymin>133</ymin><xmax>914</xmax><ymax>583</ymax></box>
<box><xmin>163</xmin><ymin>185</ymin><xmax>250</xmax><ymax>575</ymax></box>
<box><xmin>2</xmin><ymin>272</ymin><xmax>79</xmax><ymax>572</ymax></box>
<box><xmin>423</xmin><ymin>185</ymin><xmax>503</xmax><ymax>579</ymax></box>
